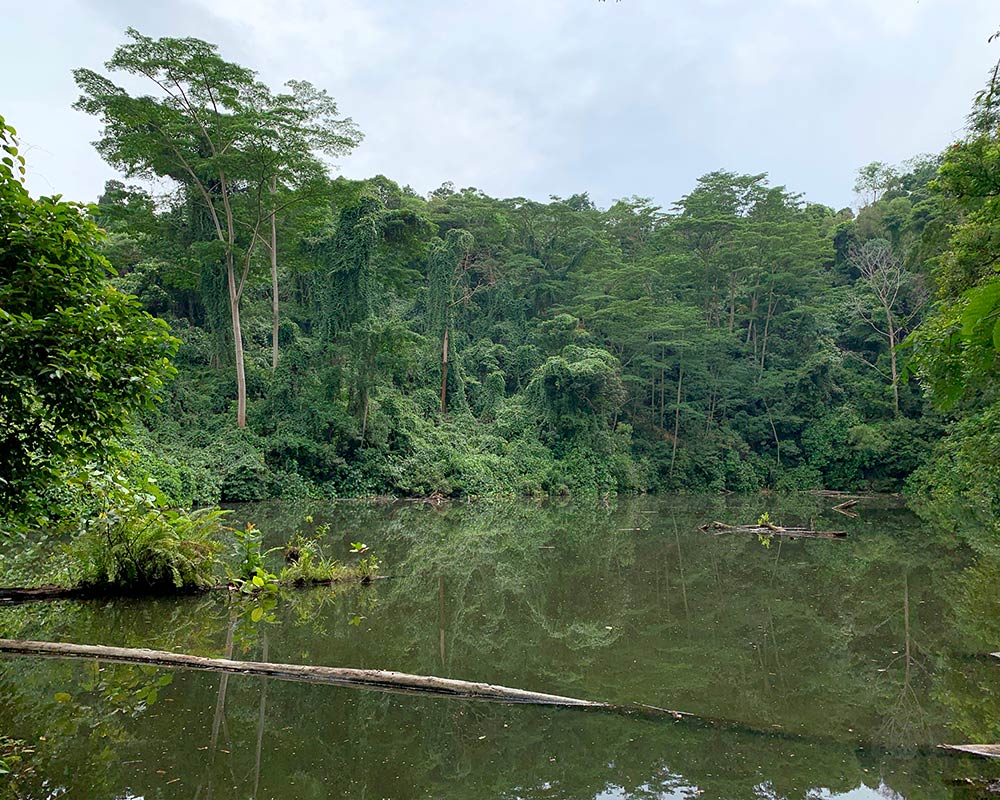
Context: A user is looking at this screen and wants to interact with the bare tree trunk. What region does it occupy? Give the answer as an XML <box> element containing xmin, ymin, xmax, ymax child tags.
<box><xmin>758</xmin><ymin>285</ymin><xmax>775</xmax><ymax>378</ymax></box>
<box><xmin>270</xmin><ymin>176</ymin><xmax>279</xmax><ymax>372</ymax></box>
<box><xmin>226</xmin><ymin>253</ymin><xmax>248</xmax><ymax>428</ymax></box>
<box><xmin>669</xmin><ymin>364</ymin><xmax>684</xmax><ymax>478</ymax></box>
<box><xmin>728</xmin><ymin>273</ymin><xmax>737</xmax><ymax>333</ymax></box>
<box><xmin>439</xmin><ymin>327</ymin><xmax>449</xmax><ymax>414</ymax></box>
<box><xmin>659</xmin><ymin>365</ymin><xmax>665</xmax><ymax>428</ymax></box>
<box><xmin>887</xmin><ymin>315</ymin><xmax>899</xmax><ymax>415</ymax></box>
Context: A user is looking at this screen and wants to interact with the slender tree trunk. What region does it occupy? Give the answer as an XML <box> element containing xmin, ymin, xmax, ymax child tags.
<box><xmin>669</xmin><ymin>364</ymin><xmax>684</xmax><ymax>478</ymax></box>
<box><xmin>887</xmin><ymin>312</ymin><xmax>899</xmax><ymax>415</ymax></box>
<box><xmin>226</xmin><ymin>252</ymin><xmax>247</xmax><ymax>428</ymax></box>
<box><xmin>440</xmin><ymin>327</ymin><xmax>449</xmax><ymax>414</ymax></box>
<box><xmin>270</xmin><ymin>177</ymin><xmax>279</xmax><ymax>372</ymax></box>
<box><xmin>728</xmin><ymin>273</ymin><xmax>737</xmax><ymax>333</ymax></box>
<box><xmin>659</xmin><ymin>365</ymin><xmax>665</xmax><ymax>428</ymax></box>
<box><xmin>220</xmin><ymin>174</ymin><xmax>247</xmax><ymax>429</ymax></box>
<box><xmin>360</xmin><ymin>390</ymin><xmax>369</xmax><ymax>445</ymax></box>
<box><xmin>758</xmin><ymin>285</ymin><xmax>776</xmax><ymax>378</ymax></box>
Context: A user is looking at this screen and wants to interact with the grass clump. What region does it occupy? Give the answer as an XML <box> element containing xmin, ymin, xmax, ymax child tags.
<box><xmin>280</xmin><ymin>532</ymin><xmax>348</xmax><ymax>585</ymax></box>
<box><xmin>279</xmin><ymin>525</ymin><xmax>380</xmax><ymax>585</ymax></box>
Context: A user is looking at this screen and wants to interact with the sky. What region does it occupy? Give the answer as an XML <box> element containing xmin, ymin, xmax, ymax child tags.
<box><xmin>2</xmin><ymin>0</ymin><xmax>998</xmax><ymax>211</ymax></box>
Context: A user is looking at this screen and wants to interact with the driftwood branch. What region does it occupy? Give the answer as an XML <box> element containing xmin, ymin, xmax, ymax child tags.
<box><xmin>832</xmin><ymin>499</ymin><xmax>860</xmax><ymax>518</ymax></box>
<box><xmin>0</xmin><ymin>639</ymin><xmax>689</xmax><ymax>716</ymax></box>
<box><xmin>699</xmin><ymin>521</ymin><xmax>846</xmax><ymax>540</ymax></box>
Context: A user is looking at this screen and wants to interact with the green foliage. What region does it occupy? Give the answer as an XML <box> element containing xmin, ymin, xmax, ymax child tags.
<box><xmin>279</xmin><ymin>529</ymin><xmax>353</xmax><ymax>585</ymax></box>
<box><xmin>0</xmin><ymin>113</ymin><xmax>177</xmax><ymax>515</ymax></box>
<box><xmin>8</xmin><ymin>28</ymin><xmax>995</xmax><ymax>512</ymax></box>
<box><xmin>68</xmin><ymin>482</ymin><xmax>226</xmax><ymax>591</ymax></box>
<box><xmin>0</xmin><ymin>736</ymin><xmax>35</xmax><ymax>799</ymax></box>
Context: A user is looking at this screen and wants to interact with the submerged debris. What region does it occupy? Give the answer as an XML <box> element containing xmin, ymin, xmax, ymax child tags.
<box><xmin>698</xmin><ymin>521</ymin><xmax>847</xmax><ymax>540</ymax></box>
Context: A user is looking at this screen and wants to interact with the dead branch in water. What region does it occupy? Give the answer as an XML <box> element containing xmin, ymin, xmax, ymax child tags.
<box><xmin>832</xmin><ymin>499</ymin><xmax>860</xmax><ymax>518</ymax></box>
<box><xmin>699</xmin><ymin>521</ymin><xmax>846</xmax><ymax>540</ymax></box>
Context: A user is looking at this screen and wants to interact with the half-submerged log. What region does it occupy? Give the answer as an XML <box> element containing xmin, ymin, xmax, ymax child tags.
<box><xmin>699</xmin><ymin>521</ymin><xmax>846</xmax><ymax>539</ymax></box>
<box><xmin>0</xmin><ymin>586</ymin><xmax>96</xmax><ymax>602</ymax></box>
<box><xmin>0</xmin><ymin>638</ymin><xmax>691</xmax><ymax>716</ymax></box>
<box><xmin>939</xmin><ymin>744</ymin><xmax>1000</xmax><ymax>759</ymax></box>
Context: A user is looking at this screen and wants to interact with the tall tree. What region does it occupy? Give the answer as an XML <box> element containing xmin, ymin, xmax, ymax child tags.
<box><xmin>74</xmin><ymin>29</ymin><xmax>360</xmax><ymax>427</ymax></box>
<box><xmin>850</xmin><ymin>238</ymin><xmax>911</xmax><ymax>414</ymax></box>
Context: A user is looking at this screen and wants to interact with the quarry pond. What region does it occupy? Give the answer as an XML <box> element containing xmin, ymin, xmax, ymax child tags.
<box><xmin>1</xmin><ymin>495</ymin><xmax>998</xmax><ymax>799</ymax></box>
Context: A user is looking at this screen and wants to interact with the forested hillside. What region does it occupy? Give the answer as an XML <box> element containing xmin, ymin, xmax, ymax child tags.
<box><xmin>8</xmin><ymin>29</ymin><xmax>1000</xmax><ymax>526</ymax></box>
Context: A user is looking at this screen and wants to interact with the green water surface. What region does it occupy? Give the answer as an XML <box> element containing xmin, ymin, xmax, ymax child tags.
<box><xmin>1</xmin><ymin>495</ymin><xmax>998</xmax><ymax>799</ymax></box>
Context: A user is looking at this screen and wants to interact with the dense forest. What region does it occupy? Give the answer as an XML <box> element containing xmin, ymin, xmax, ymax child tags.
<box><xmin>2</xmin><ymin>28</ymin><xmax>999</xmax><ymax>540</ymax></box>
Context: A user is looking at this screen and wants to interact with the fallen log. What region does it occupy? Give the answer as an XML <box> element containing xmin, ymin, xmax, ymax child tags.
<box><xmin>0</xmin><ymin>586</ymin><xmax>99</xmax><ymax>602</ymax></box>
<box><xmin>699</xmin><ymin>521</ymin><xmax>846</xmax><ymax>539</ymax></box>
<box><xmin>0</xmin><ymin>638</ymin><xmax>691</xmax><ymax>716</ymax></box>
<box><xmin>939</xmin><ymin>744</ymin><xmax>1000</xmax><ymax>759</ymax></box>
<box><xmin>1</xmin><ymin>639</ymin><xmax>991</xmax><ymax>758</ymax></box>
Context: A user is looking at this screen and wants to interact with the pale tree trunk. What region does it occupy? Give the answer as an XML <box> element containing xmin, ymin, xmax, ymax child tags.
<box><xmin>270</xmin><ymin>176</ymin><xmax>279</xmax><ymax>372</ymax></box>
<box><xmin>669</xmin><ymin>363</ymin><xmax>684</xmax><ymax>479</ymax></box>
<box><xmin>758</xmin><ymin>284</ymin><xmax>776</xmax><ymax>378</ymax></box>
<box><xmin>226</xmin><ymin>252</ymin><xmax>248</xmax><ymax>429</ymax></box>
<box><xmin>440</xmin><ymin>327</ymin><xmax>450</xmax><ymax>414</ymax></box>
<box><xmin>728</xmin><ymin>273</ymin><xmax>737</xmax><ymax>333</ymax></box>
<box><xmin>886</xmin><ymin>311</ymin><xmax>899</xmax><ymax>415</ymax></box>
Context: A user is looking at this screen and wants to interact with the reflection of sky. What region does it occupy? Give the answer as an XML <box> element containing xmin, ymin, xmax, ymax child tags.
<box><xmin>813</xmin><ymin>784</ymin><xmax>901</xmax><ymax>800</ymax></box>
<box><xmin>2</xmin><ymin>1</ymin><xmax>998</xmax><ymax>210</ymax></box>
<box><xmin>594</xmin><ymin>782</ymin><xmax>897</xmax><ymax>799</ymax></box>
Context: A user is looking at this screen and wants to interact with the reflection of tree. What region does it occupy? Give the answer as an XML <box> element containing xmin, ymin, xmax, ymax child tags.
<box><xmin>875</xmin><ymin>574</ymin><xmax>932</xmax><ymax>748</ymax></box>
<box><xmin>933</xmin><ymin>556</ymin><xmax>1000</xmax><ymax>746</ymax></box>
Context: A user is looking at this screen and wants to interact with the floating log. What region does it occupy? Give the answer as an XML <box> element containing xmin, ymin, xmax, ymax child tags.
<box><xmin>0</xmin><ymin>638</ymin><xmax>692</xmax><ymax>716</ymax></box>
<box><xmin>699</xmin><ymin>521</ymin><xmax>846</xmax><ymax>539</ymax></box>
<box><xmin>832</xmin><ymin>499</ymin><xmax>860</xmax><ymax>518</ymax></box>
<box><xmin>939</xmin><ymin>744</ymin><xmax>1000</xmax><ymax>759</ymax></box>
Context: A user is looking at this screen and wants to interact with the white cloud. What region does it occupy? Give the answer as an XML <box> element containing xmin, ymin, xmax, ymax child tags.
<box><xmin>4</xmin><ymin>0</ymin><xmax>999</xmax><ymax>208</ymax></box>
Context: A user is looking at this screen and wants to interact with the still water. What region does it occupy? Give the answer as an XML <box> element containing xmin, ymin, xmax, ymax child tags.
<box><xmin>1</xmin><ymin>495</ymin><xmax>998</xmax><ymax>799</ymax></box>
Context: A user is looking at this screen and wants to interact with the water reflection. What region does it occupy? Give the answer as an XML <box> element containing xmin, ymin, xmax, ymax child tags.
<box><xmin>1</xmin><ymin>495</ymin><xmax>998</xmax><ymax>799</ymax></box>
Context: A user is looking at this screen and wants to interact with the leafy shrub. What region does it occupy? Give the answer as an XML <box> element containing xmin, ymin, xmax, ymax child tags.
<box><xmin>70</xmin><ymin>505</ymin><xmax>226</xmax><ymax>591</ymax></box>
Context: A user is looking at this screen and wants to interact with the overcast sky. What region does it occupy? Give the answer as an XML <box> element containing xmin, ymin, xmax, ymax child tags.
<box><xmin>3</xmin><ymin>0</ymin><xmax>998</xmax><ymax>211</ymax></box>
